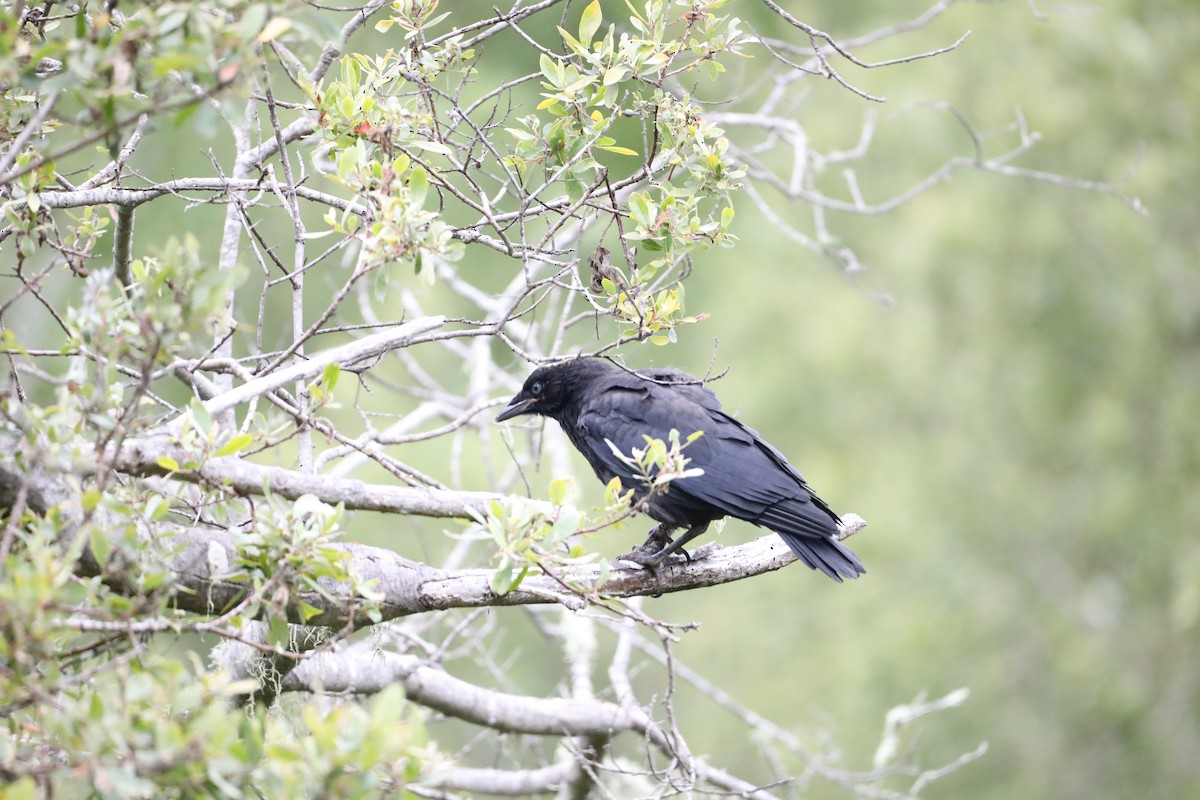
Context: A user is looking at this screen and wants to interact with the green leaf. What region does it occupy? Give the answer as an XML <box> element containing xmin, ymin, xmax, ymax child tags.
<box><xmin>603</xmin><ymin>66</ymin><xmax>628</xmax><ymax>86</ymax></box>
<box><xmin>267</xmin><ymin>617</ymin><xmax>291</xmax><ymax>650</ymax></box>
<box><xmin>548</xmin><ymin>509</ymin><xmax>582</xmax><ymax>544</ymax></box>
<box><xmin>556</xmin><ymin>26</ymin><xmax>586</xmax><ymax>56</ymax></box>
<box><xmin>549</xmin><ymin>478</ymin><xmax>572</xmax><ymax>506</ymax></box>
<box><xmin>2</xmin><ymin>777</ymin><xmax>38</xmax><ymax>800</ymax></box>
<box><xmin>539</xmin><ymin>53</ymin><xmax>558</xmax><ymax>83</ymax></box>
<box><xmin>409</xmin><ymin>139</ymin><xmax>453</xmax><ymax>156</ymax></box>
<box><xmin>506</xmin><ymin>127</ymin><xmax>536</xmax><ymax>142</ymax></box>
<box><xmin>599</xmin><ymin>145</ymin><xmax>639</xmax><ymax>156</ymax></box>
<box><xmin>90</xmin><ymin>527</ymin><xmax>112</xmax><ymax>568</ymax></box>
<box><xmin>408</xmin><ymin>165</ymin><xmax>429</xmax><ymax>208</ymax></box>
<box><xmin>579</xmin><ymin>1</ymin><xmax>602</xmax><ymax>43</ymax></box>
<box><xmin>629</xmin><ymin>192</ymin><xmax>652</xmax><ymax>228</ymax></box>
<box><xmin>322</xmin><ymin>362</ymin><xmax>341</xmax><ymax>392</ymax></box>
<box><xmin>156</xmin><ymin>455</ymin><xmax>180</xmax><ymax>472</ymax></box>
<box><xmin>604</xmin><ymin>476</ymin><xmax>624</xmax><ymax>503</ymax></box>
<box><xmin>145</xmin><ymin>495</ymin><xmax>169</xmax><ymax>521</ymax></box>
<box><xmin>370</xmin><ymin>684</ymin><xmax>406</xmax><ymax>727</ymax></box>
<box><xmin>190</xmin><ymin>398</ymin><xmax>213</xmax><ymax>437</ymax></box>
<box><xmin>491</xmin><ymin>563</ymin><xmax>529</xmax><ymax>596</ymax></box>
<box><xmin>297</xmin><ymin>602</ymin><xmax>322</xmax><ymax>622</ymax></box>
<box><xmin>215</xmin><ymin>433</ymin><xmax>254</xmax><ymax>457</ymax></box>
<box><xmin>82</xmin><ymin>487</ymin><xmax>102</xmax><ymax>511</ymax></box>
<box><xmin>565</xmin><ymin>76</ymin><xmax>597</xmax><ymax>96</ymax></box>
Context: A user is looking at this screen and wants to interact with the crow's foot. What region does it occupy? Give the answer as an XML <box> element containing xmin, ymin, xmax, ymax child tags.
<box><xmin>615</xmin><ymin>536</ymin><xmax>687</xmax><ymax>597</ymax></box>
<box><xmin>617</xmin><ymin>542</ymin><xmax>687</xmax><ymax>568</ymax></box>
<box><xmin>636</xmin><ymin>523</ymin><xmax>675</xmax><ymax>554</ymax></box>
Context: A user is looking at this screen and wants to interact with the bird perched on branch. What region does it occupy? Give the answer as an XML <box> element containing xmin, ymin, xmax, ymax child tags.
<box><xmin>496</xmin><ymin>358</ymin><xmax>864</xmax><ymax>582</ymax></box>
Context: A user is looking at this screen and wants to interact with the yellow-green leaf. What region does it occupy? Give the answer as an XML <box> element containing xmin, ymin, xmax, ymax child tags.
<box><xmin>599</xmin><ymin>145</ymin><xmax>639</xmax><ymax>156</ymax></box>
<box><xmin>215</xmin><ymin>433</ymin><xmax>254</xmax><ymax>457</ymax></box>
<box><xmin>82</xmin><ymin>487</ymin><xmax>102</xmax><ymax>511</ymax></box>
<box><xmin>322</xmin><ymin>362</ymin><xmax>341</xmax><ymax>392</ymax></box>
<box><xmin>408</xmin><ymin>165</ymin><xmax>429</xmax><ymax>207</ymax></box>
<box><xmin>267</xmin><ymin>618</ymin><xmax>291</xmax><ymax>650</ymax></box>
<box><xmin>549</xmin><ymin>478</ymin><xmax>572</xmax><ymax>506</ymax></box>
<box><xmin>256</xmin><ymin>16</ymin><xmax>292</xmax><ymax>43</ymax></box>
<box><xmin>2</xmin><ymin>777</ymin><xmax>37</xmax><ymax>800</ymax></box>
<box><xmin>603</xmin><ymin>67</ymin><xmax>628</xmax><ymax>86</ymax></box>
<box><xmin>157</xmin><ymin>455</ymin><xmax>180</xmax><ymax>472</ymax></box>
<box><xmin>579</xmin><ymin>0</ymin><xmax>602</xmax><ymax>44</ymax></box>
<box><xmin>298</xmin><ymin>602</ymin><xmax>322</xmax><ymax>622</ymax></box>
<box><xmin>539</xmin><ymin>53</ymin><xmax>558</xmax><ymax>82</ymax></box>
<box><xmin>409</xmin><ymin>139</ymin><xmax>452</xmax><ymax>156</ymax></box>
<box><xmin>90</xmin><ymin>527</ymin><xmax>112</xmax><ymax>568</ymax></box>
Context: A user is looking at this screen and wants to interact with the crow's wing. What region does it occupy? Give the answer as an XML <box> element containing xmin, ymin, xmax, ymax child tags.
<box><xmin>573</xmin><ymin>376</ymin><xmax>822</xmax><ymax>529</ymax></box>
<box><xmin>571</xmin><ymin>377</ymin><xmax>718</xmax><ymax>494</ymax></box>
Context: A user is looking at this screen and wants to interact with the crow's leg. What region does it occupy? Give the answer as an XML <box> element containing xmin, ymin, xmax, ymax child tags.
<box><xmin>642</xmin><ymin>522</ymin><xmax>709</xmax><ymax>568</ymax></box>
<box><xmin>617</xmin><ymin>523</ymin><xmax>710</xmax><ymax>596</ymax></box>
<box><xmin>620</xmin><ymin>522</ymin><xmax>709</xmax><ymax>569</ymax></box>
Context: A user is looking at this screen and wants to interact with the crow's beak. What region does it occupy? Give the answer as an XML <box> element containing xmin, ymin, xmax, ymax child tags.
<box><xmin>495</xmin><ymin>395</ymin><xmax>536</xmax><ymax>422</ymax></box>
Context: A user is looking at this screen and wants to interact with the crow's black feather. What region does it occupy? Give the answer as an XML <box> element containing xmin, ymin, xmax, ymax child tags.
<box><xmin>496</xmin><ymin>358</ymin><xmax>864</xmax><ymax>582</ymax></box>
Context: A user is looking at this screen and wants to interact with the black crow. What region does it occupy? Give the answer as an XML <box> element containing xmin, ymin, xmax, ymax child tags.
<box><xmin>496</xmin><ymin>358</ymin><xmax>864</xmax><ymax>582</ymax></box>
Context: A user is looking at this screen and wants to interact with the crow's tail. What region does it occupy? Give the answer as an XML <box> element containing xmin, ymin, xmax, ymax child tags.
<box><xmin>776</xmin><ymin>531</ymin><xmax>865</xmax><ymax>582</ymax></box>
<box><xmin>756</xmin><ymin>499</ymin><xmax>865</xmax><ymax>582</ymax></box>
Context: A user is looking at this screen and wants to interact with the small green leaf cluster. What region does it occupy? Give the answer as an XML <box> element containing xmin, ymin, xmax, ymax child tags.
<box><xmin>559</xmin><ymin>1</ymin><xmax>748</xmax><ymax>88</ymax></box>
<box><xmin>474</xmin><ymin>430</ymin><xmax>704</xmax><ymax>595</ymax></box>
<box><xmin>468</xmin><ymin>482</ymin><xmax>593</xmax><ymax>596</ymax></box>
<box><xmin>309</xmin><ymin>56</ymin><xmax>465</xmax><ymax>281</ymax></box>
<box><xmin>502</xmin><ymin>42</ymin><xmax>637</xmax><ymax>203</ymax></box>
<box><xmin>604</xmin><ymin>281</ymin><xmax>707</xmax><ymax>346</ymax></box>
<box><xmin>649</xmin><ymin>89</ymin><xmax>746</xmax><ymax>193</ymax></box>
<box><xmin>228</xmin><ymin>493</ymin><xmax>379</xmax><ymax>625</ymax></box>
<box><xmin>373</xmin><ymin>1</ymin><xmax>475</xmax><ymax>79</ymax></box>
<box><xmin>604</xmin><ymin>428</ymin><xmax>706</xmax><ymax>492</ymax></box>
<box><xmin>58</xmin><ymin>234</ymin><xmax>238</xmax><ymax>362</ymax></box>
<box><xmin>1</xmin><ymin>144</ymin><xmax>60</xmax><ymax>260</ymax></box>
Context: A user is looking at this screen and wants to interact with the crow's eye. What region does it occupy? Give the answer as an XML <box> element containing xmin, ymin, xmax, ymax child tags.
<box><xmin>530</xmin><ymin>382</ymin><xmax>543</xmax><ymax>396</ymax></box>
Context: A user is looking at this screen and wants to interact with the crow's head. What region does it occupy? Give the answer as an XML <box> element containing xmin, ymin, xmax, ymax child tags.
<box><xmin>495</xmin><ymin>359</ymin><xmax>610</xmax><ymax>422</ymax></box>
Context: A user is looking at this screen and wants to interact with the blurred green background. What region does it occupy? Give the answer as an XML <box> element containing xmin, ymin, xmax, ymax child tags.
<box><xmin>631</xmin><ymin>2</ymin><xmax>1199</xmax><ymax>798</ymax></box>
<box><xmin>51</xmin><ymin>0</ymin><xmax>1195</xmax><ymax>797</ymax></box>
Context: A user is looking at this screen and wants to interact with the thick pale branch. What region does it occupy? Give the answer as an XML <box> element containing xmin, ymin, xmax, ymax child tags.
<box><xmin>0</xmin><ymin>447</ymin><xmax>867</xmax><ymax>627</ymax></box>
<box><xmin>283</xmin><ymin>646</ymin><xmax>646</xmax><ymax>736</ymax></box>
<box><xmin>440</xmin><ymin>763</ymin><xmax>574</xmax><ymax>797</ymax></box>
<box><xmin>122</xmin><ymin>516</ymin><xmax>847</xmax><ymax>627</ymax></box>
